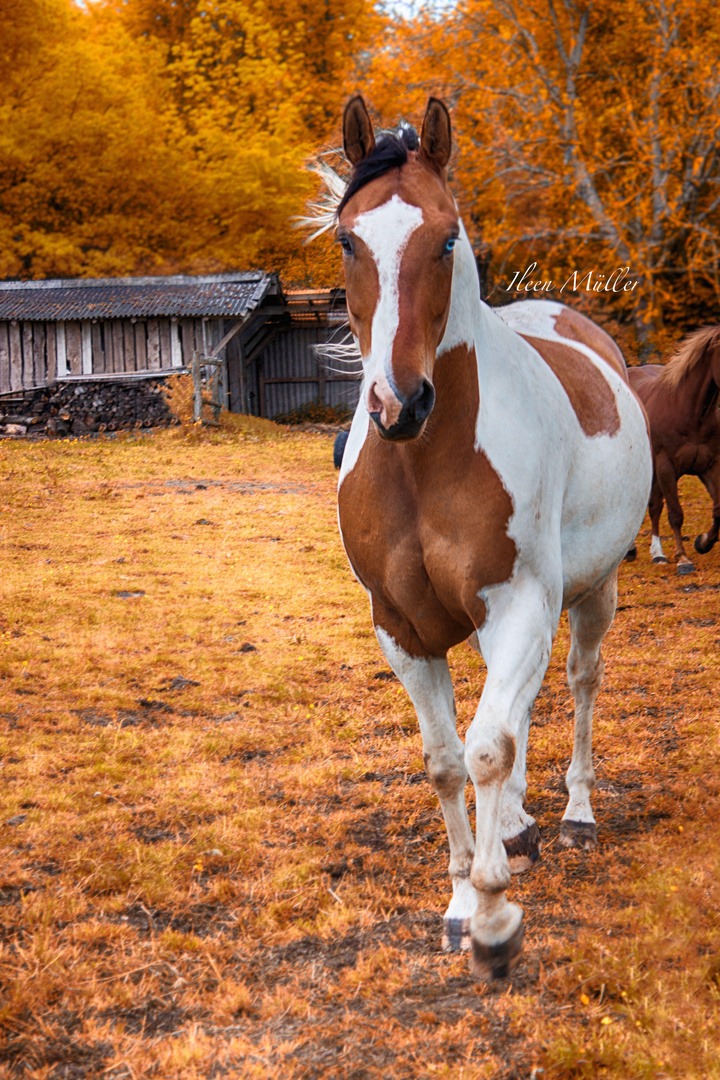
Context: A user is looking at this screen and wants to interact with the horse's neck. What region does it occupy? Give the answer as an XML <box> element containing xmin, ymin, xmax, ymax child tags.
<box><xmin>437</xmin><ymin>221</ymin><xmax>485</xmax><ymax>360</ymax></box>
<box><xmin>436</xmin><ymin>222</ymin><xmax>530</xmax><ymax>400</ymax></box>
<box><xmin>675</xmin><ymin>361</ymin><xmax>718</xmax><ymax>423</ymax></box>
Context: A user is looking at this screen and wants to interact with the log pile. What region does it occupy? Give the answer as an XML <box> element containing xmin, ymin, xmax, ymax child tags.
<box><xmin>0</xmin><ymin>379</ymin><xmax>178</xmax><ymax>438</ymax></box>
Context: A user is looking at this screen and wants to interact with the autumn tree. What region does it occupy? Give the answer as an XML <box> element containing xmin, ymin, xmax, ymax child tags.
<box><xmin>112</xmin><ymin>0</ymin><xmax>378</xmax><ymax>282</ymax></box>
<box><xmin>359</xmin><ymin>0</ymin><xmax>720</xmax><ymax>350</ymax></box>
<box><xmin>0</xmin><ymin>0</ymin><xmax>376</xmax><ymax>283</ymax></box>
<box><xmin>0</xmin><ymin>0</ymin><xmax>215</xmax><ymax>278</ymax></box>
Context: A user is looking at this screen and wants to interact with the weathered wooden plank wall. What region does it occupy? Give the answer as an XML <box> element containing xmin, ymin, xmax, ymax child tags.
<box><xmin>256</xmin><ymin>325</ymin><xmax>361</xmax><ymax>420</ymax></box>
<box><xmin>0</xmin><ymin>315</ymin><xmax>333</xmax><ymax>406</ymax></box>
<box><xmin>9</xmin><ymin>324</ymin><xmax>22</xmax><ymax>392</ymax></box>
<box><xmin>0</xmin><ymin>324</ymin><xmax>10</xmax><ymax>393</ymax></box>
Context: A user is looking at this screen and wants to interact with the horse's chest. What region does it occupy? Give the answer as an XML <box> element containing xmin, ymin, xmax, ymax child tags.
<box><xmin>338</xmin><ymin>444</ymin><xmax>517</xmax><ymax>654</ymax></box>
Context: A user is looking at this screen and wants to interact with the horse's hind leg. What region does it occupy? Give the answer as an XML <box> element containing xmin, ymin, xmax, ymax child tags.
<box><xmin>374</xmin><ymin>627</ymin><xmax>476</xmax><ymax>952</ymax></box>
<box><xmin>695</xmin><ymin>465</ymin><xmax>720</xmax><ymax>555</ymax></box>
<box><xmin>655</xmin><ymin>453</ymin><xmax>695</xmax><ymax>573</ymax></box>
<box><xmin>560</xmin><ymin>572</ymin><xmax>617</xmax><ymax>849</ymax></box>
<box><xmin>500</xmin><ymin>707</ymin><xmax>542</xmax><ymax>872</ymax></box>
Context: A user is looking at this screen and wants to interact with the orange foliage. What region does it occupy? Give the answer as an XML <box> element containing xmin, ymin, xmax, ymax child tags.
<box><xmin>3</xmin><ymin>0</ymin><xmax>720</xmax><ymax>327</ymax></box>
<box><xmin>361</xmin><ymin>0</ymin><xmax>720</xmax><ymax>347</ymax></box>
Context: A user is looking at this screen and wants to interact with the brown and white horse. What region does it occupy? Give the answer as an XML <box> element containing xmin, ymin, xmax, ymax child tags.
<box><xmin>318</xmin><ymin>97</ymin><xmax>651</xmax><ymax>979</ymax></box>
<box><xmin>628</xmin><ymin>328</ymin><xmax>720</xmax><ymax>573</ymax></box>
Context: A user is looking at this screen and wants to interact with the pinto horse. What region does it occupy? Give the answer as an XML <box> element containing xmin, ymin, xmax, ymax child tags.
<box><xmin>628</xmin><ymin>328</ymin><xmax>720</xmax><ymax>573</ymax></box>
<box><xmin>316</xmin><ymin>97</ymin><xmax>651</xmax><ymax>979</ymax></box>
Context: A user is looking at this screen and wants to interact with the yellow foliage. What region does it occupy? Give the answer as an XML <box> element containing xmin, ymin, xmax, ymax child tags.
<box><xmin>0</xmin><ymin>0</ymin><xmax>371</xmax><ymax>284</ymax></box>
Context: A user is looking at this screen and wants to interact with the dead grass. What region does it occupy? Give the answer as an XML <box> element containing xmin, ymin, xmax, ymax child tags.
<box><xmin>0</xmin><ymin>422</ymin><xmax>719</xmax><ymax>1078</ymax></box>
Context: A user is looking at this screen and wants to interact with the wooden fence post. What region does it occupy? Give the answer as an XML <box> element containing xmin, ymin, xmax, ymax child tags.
<box><xmin>191</xmin><ymin>350</ymin><xmax>202</xmax><ymax>422</ymax></box>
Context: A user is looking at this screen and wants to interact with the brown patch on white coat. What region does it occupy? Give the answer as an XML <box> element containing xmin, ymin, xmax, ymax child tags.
<box><xmin>339</xmin><ymin>343</ymin><xmax>517</xmax><ymax>658</ymax></box>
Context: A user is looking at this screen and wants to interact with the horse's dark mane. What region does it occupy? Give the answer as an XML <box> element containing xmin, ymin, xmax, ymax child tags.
<box><xmin>658</xmin><ymin>325</ymin><xmax>720</xmax><ymax>391</ymax></box>
<box><xmin>337</xmin><ymin>125</ymin><xmax>419</xmax><ymax>215</ymax></box>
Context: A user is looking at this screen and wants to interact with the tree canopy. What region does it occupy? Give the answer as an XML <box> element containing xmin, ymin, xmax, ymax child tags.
<box><xmin>2</xmin><ymin>0</ymin><xmax>720</xmax><ymax>346</ymax></box>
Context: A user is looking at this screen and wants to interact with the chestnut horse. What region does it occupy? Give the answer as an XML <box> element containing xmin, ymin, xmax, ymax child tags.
<box><xmin>628</xmin><ymin>327</ymin><xmax>720</xmax><ymax>573</ymax></box>
<box><xmin>312</xmin><ymin>97</ymin><xmax>651</xmax><ymax>979</ymax></box>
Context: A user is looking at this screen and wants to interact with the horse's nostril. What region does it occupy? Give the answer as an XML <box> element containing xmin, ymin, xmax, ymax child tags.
<box><xmin>408</xmin><ymin>379</ymin><xmax>435</xmax><ymax>423</ymax></box>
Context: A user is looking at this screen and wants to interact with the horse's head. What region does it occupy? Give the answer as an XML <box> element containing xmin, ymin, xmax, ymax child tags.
<box><xmin>338</xmin><ymin>96</ymin><xmax>459</xmax><ymax>441</ymax></box>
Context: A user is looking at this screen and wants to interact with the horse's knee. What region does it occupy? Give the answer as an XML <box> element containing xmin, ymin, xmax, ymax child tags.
<box><xmin>423</xmin><ymin>746</ymin><xmax>466</xmax><ymax>798</ymax></box>
<box><xmin>567</xmin><ymin>648</ymin><xmax>603</xmax><ymax>697</ymax></box>
<box><xmin>667</xmin><ymin>506</ymin><xmax>683</xmax><ymax>530</ymax></box>
<box><xmin>465</xmin><ymin>731</ymin><xmax>516</xmax><ymax>786</ymax></box>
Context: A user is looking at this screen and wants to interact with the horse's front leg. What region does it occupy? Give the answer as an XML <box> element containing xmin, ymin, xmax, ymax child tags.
<box><xmin>648</xmin><ymin>474</ymin><xmax>668</xmax><ymax>563</ymax></box>
<box><xmin>466</xmin><ymin>583</ymin><xmax>556</xmax><ymax>980</ymax></box>
<box><xmin>695</xmin><ymin>464</ymin><xmax>720</xmax><ymax>555</ymax></box>
<box><xmin>374</xmin><ymin>626</ymin><xmax>477</xmax><ymax>952</ymax></box>
<box><xmin>655</xmin><ymin>453</ymin><xmax>695</xmax><ymax>573</ymax></box>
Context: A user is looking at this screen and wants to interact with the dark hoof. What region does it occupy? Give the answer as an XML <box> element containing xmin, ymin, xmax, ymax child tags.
<box><xmin>471</xmin><ymin>918</ymin><xmax>524</xmax><ymax>981</ymax></box>
<box><xmin>651</xmin><ymin>555</ymin><xmax>669</xmax><ymax>564</ymax></box>
<box><xmin>559</xmin><ymin>820</ymin><xmax>598</xmax><ymax>850</ymax></box>
<box><xmin>442</xmin><ymin>916</ymin><xmax>471</xmax><ymax>953</ymax></box>
<box><xmin>504</xmin><ymin>822</ymin><xmax>542</xmax><ymax>874</ymax></box>
<box><xmin>624</xmin><ymin>546</ymin><xmax>637</xmax><ymax>562</ymax></box>
<box><xmin>694</xmin><ymin>535</ymin><xmax>715</xmax><ymax>555</ymax></box>
<box><xmin>676</xmin><ymin>560</ymin><xmax>696</xmax><ymax>575</ymax></box>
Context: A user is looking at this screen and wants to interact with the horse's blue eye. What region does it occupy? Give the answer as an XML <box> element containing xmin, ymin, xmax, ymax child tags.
<box><xmin>444</xmin><ymin>237</ymin><xmax>457</xmax><ymax>254</ymax></box>
<box><xmin>339</xmin><ymin>236</ymin><xmax>353</xmax><ymax>255</ymax></box>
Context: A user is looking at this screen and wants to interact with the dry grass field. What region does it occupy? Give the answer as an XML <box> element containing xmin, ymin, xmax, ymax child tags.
<box><xmin>1</xmin><ymin>415</ymin><xmax>719</xmax><ymax>1079</ymax></box>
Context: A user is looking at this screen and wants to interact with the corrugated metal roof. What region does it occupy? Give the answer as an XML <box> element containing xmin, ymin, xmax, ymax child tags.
<box><xmin>0</xmin><ymin>272</ymin><xmax>277</xmax><ymax>321</ymax></box>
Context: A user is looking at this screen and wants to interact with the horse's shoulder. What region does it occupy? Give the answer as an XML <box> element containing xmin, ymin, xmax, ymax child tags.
<box><xmin>495</xmin><ymin>300</ymin><xmax>627</xmax><ymax>382</ymax></box>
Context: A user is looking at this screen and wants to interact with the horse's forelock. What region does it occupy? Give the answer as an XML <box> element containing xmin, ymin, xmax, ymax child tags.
<box><xmin>337</xmin><ymin>126</ymin><xmax>419</xmax><ymax>215</ymax></box>
<box><xmin>297</xmin><ymin>124</ymin><xmax>421</xmax><ymax>240</ymax></box>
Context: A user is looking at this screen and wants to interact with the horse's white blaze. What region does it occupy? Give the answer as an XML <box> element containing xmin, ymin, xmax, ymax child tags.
<box><xmin>353</xmin><ymin>195</ymin><xmax>424</xmax><ymax>421</ymax></box>
<box><xmin>650</xmin><ymin>534</ymin><xmax>666</xmax><ymax>560</ymax></box>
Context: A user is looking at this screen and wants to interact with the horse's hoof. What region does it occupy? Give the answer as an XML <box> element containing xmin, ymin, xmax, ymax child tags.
<box><xmin>676</xmin><ymin>560</ymin><xmax>696</xmax><ymax>575</ymax></box>
<box><xmin>624</xmin><ymin>546</ymin><xmax>637</xmax><ymax>562</ymax></box>
<box><xmin>442</xmin><ymin>916</ymin><xmax>472</xmax><ymax>953</ymax></box>
<box><xmin>559</xmin><ymin>820</ymin><xmax>598</xmax><ymax>850</ymax></box>
<box><xmin>470</xmin><ymin>913</ymin><xmax>524</xmax><ymax>981</ymax></box>
<box><xmin>504</xmin><ymin>822</ymin><xmax>542</xmax><ymax>874</ymax></box>
<box><xmin>651</xmin><ymin>555</ymin><xmax>669</xmax><ymax>564</ymax></box>
<box><xmin>694</xmin><ymin>535</ymin><xmax>715</xmax><ymax>555</ymax></box>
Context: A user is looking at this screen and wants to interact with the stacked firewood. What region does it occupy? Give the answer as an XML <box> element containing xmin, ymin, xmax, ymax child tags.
<box><xmin>0</xmin><ymin>379</ymin><xmax>178</xmax><ymax>438</ymax></box>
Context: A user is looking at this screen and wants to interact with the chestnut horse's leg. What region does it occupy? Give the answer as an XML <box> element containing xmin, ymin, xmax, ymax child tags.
<box><xmin>374</xmin><ymin>629</ymin><xmax>477</xmax><ymax>952</ymax></box>
<box><xmin>648</xmin><ymin>475</ymin><xmax>668</xmax><ymax>563</ymax></box>
<box><xmin>465</xmin><ymin>581</ymin><xmax>557</xmax><ymax>979</ymax></box>
<box><xmin>655</xmin><ymin>453</ymin><xmax>695</xmax><ymax>573</ymax></box>
<box><xmin>560</xmin><ymin>571</ymin><xmax>616</xmax><ymax>850</ymax></box>
<box><xmin>695</xmin><ymin>464</ymin><xmax>720</xmax><ymax>555</ymax></box>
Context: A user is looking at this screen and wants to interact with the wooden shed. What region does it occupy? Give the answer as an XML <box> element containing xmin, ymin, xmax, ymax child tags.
<box><xmin>0</xmin><ymin>272</ymin><xmax>358</xmax><ymax>420</ymax></box>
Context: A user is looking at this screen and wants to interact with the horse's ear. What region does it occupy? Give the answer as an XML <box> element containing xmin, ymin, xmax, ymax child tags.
<box><xmin>420</xmin><ymin>98</ymin><xmax>452</xmax><ymax>171</ymax></box>
<box><xmin>343</xmin><ymin>96</ymin><xmax>376</xmax><ymax>165</ymax></box>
